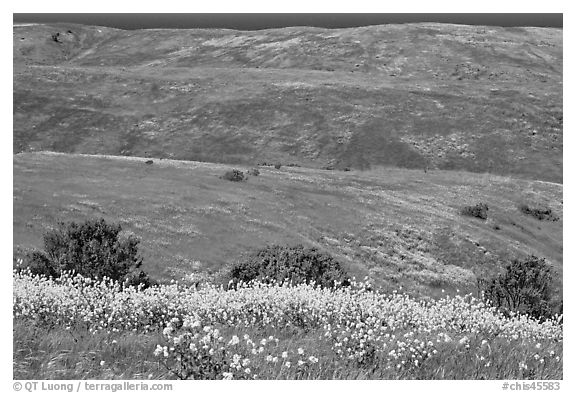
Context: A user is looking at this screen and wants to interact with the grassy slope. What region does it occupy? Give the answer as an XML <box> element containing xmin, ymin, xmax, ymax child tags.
<box><xmin>13</xmin><ymin>320</ymin><xmax>563</xmax><ymax>380</ymax></box>
<box><xmin>13</xmin><ymin>152</ymin><xmax>562</xmax><ymax>299</ymax></box>
<box><xmin>13</xmin><ymin>23</ymin><xmax>563</xmax><ymax>381</ymax></box>
<box><xmin>13</xmin><ymin>23</ymin><xmax>562</xmax><ymax>182</ymax></box>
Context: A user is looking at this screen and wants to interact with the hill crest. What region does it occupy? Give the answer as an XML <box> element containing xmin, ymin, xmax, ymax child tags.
<box><xmin>13</xmin><ymin>22</ymin><xmax>562</xmax><ymax>182</ymax></box>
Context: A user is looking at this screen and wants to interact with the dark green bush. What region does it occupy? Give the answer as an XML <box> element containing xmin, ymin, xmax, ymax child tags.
<box><xmin>221</xmin><ymin>169</ymin><xmax>245</xmax><ymax>182</ymax></box>
<box><xmin>274</xmin><ymin>163</ymin><xmax>282</xmax><ymax>170</ymax></box>
<box><xmin>477</xmin><ymin>255</ymin><xmax>556</xmax><ymax>320</ymax></box>
<box><xmin>518</xmin><ymin>204</ymin><xmax>559</xmax><ymax>221</ymax></box>
<box><xmin>226</xmin><ymin>244</ymin><xmax>350</xmax><ymax>289</ymax></box>
<box><xmin>23</xmin><ymin>218</ymin><xmax>151</xmax><ymax>287</ymax></box>
<box><xmin>460</xmin><ymin>203</ymin><xmax>489</xmax><ymax>220</ymax></box>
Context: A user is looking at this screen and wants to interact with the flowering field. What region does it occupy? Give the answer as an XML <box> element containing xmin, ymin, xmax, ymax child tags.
<box><xmin>13</xmin><ymin>270</ymin><xmax>562</xmax><ymax>380</ymax></box>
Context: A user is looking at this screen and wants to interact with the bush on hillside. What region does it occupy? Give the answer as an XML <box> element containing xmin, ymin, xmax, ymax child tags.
<box><xmin>477</xmin><ymin>255</ymin><xmax>556</xmax><ymax>321</ymax></box>
<box><xmin>226</xmin><ymin>244</ymin><xmax>350</xmax><ymax>289</ymax></box>
<box><xmin>460</xmin><ymin>203</ymin><xmax>489</xmax><ymax>220</ymax></box>
<box><xmin>221</xmin><ymin>169</ymin><xmax>246</xmax><ymax>182</ymax></box>
<box><xmin>24</xmin><ymin>250</ymin><xmax>59</xmax><ymax>278</ymax></box>
<box><xmin>123</xmin><ymin>270</ymin><xmax>157</xmax><ymax>288</ymax></box>
<box><xmin>274</xmin><ymin>163</ymin><xmax>282</xmax><ymax>170</ymax></box>
<box><xmin>518</xmin><ymin>204</ymin><xmax>559</xmax><ymax>222</ymax></box>
<box><xmin>21</xmin><ymin>218</ymin><xmax>152</xmax><ymax>287</ymax></box>
<box><xmin>247</xmin><ymin>168</ymin><xmax>260</xmax><ymax>176</ymax></box>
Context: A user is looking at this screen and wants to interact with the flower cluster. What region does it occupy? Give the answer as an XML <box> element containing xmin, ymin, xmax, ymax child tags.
<box><xmin>13</xmin><ymin>270</ymin><xmax>563</xmax><ymax>379</ymax></box>
<box><xmin>155</xmin><ymin>316</ymin><xmax>321</xmax><ymax>379</ymax></box>
<box><xmin>13</xmin><ymin>270</ymin><xmax>562</xmax><ymax>342</ymax></box>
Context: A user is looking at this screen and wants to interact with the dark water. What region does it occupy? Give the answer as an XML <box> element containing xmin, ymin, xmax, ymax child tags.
<box><xmin>13</xmin><ymin>13</ymin><xmax>562</xmax><ymax>30</ymax></box>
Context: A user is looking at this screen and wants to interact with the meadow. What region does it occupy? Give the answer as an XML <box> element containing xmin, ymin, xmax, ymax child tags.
<box><xmin>13</xmin><ymin>152</ymin><xmax>563</xmax><ymax>380</ymax></box>
<box><xmin>13</xmin><ymin>22</ymin><xmax>563</xmax><ymax>381</ymax></box>
<box><xmin>13</xmin><ymin>152</ymin><xmax>563</xmax><ymax>298</ymax></box>
<box><xmin>13</xmin><ymin>270</ymin><xmax>562</xmax><ymax>380</ymax></box>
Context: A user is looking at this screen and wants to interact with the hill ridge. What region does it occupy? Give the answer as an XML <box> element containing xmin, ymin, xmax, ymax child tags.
<box><xmin>14</xmin><ymin>22</ymin><xmax>562</xmax><ymax>182</ymax></box>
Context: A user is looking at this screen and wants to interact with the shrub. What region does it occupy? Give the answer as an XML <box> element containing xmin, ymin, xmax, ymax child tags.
<box><xmin>221</xmin><ymin>169</ymin><xmax>246</xmax><ymax>182</ymax></box>
<box><xmin>460</xmin><ymin>203</ymin><xmax>489</xmax><ymax>220</ymax></box>
<box><xmin>247</xmin><ymin>168</ymin><xmax>260</xmax><ymax>176</ymax></box>
<box><xmin>123</xmin><ymin>270</ymin><xmax>157</xmax><ymax>289</ymax></box>
<box><xmin>518</xmin><ymin>204</ymin><xmax>559</xmax><ymax>221</ymax></box>
<box><xmin>22</xmin><ymin>250</ymin><xmax>59</xmax><ymax>277</ymax></box>
<box><xmin>477</xmin><ymin>255</ymin><xmax>555</xmax><ymax>320</ymax></box>
<box><xmin>24</xmin><ymin>218</ymin><xmax>150</xmax><ymax>286</ymax></box>
<box><xmin>274</xmin><ymin>163</ymin><xmax>282</xmax><ymax>170</ymax></box>
<box><xmin>227</xmin><ymin>245</ymin><xmax>350</xmax><ymax>289</ymax></box>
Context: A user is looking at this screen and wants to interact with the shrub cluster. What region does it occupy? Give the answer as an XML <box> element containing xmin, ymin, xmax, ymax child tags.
<box><xmin>226</xmin><ymin>245</ymin><xmax>350</xmax><ymax>289</ymax></box>
<box><xmin>258</xmin><ymin>162</ymin><xmax>297</xmax><ymax>168</ymax></box>
<box><xmin>20</xmin><ymin>218</ymin><xmax>152</xmax><ymax>287</ymax></box>
<box><xmin>323</xmin><ymin>166</ymin><xmax>351</xmax><ymax>172</ymax></box>
<box><xmin>247</xmin><ymin>168</ymin><xmax>260</xmax><ymax>176</ymax></box>
<box><xmin>460</xmin><ymin>203</ymin><xmax>489</xmax><ymax>220</ymax></box>
<box><xmin>221</xmin><ymin>169</ymin><xmax>246</xmax><ymax>182</ymax></box>
<box><xmin>478</xmin><ymin>255</ymin><xmax>555</xmax><ymax>321</ymax></box>
<box><xmin>518</xmin><ymin>204</ymin><xmax>559</xmax><ymax>222</ymax></box>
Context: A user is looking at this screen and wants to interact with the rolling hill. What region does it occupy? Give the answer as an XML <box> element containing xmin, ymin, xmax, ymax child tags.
<box><xmin>13</xmin><ymin>23</ymin><xmax>562</xmax><ymax>182</ymax></box>
<box><xmin>11</xmin><ymin>22</ymin><xmax>564</xmax><ymax>381</ymax></box>
<box><xmin>13</xmin><ymin>152</ymin><xmax>563</xmax><ymax>300</ymax></box>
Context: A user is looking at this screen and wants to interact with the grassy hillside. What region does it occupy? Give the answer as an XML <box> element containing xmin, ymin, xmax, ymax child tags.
<box><xmin>13</xmin><ymin>23</ymin><xmax>562</xmax><ymax>182</ymax></box>
<box><xmin>13</xmin><ymin>22</ymin><xmax>563</xmax><ymax>381</ymax></box>
<box><xmin>13</xmin><ymin>152</ymin><xmax>562</xmax><ymax>299</ymax></box>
